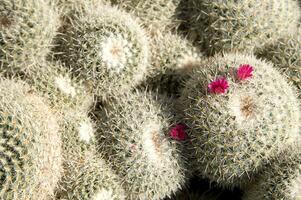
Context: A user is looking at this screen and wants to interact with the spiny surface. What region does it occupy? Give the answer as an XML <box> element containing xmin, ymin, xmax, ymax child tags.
<box><xmin>179</xmin><ymin>53</ymin><xmax>300</xmax><ymax>187</ymax></box>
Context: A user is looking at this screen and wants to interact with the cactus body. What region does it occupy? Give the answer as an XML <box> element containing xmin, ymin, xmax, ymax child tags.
<box><xmin>243</xmin><ymin>147</ymin><xmax>301</xmax><ymax>200</ymax></box>
<box><xmin>0</xmin><ymin>79</ymin><xmax>62</xmax><ymax>199</ymax></box>
<box><xmin>55</xmin><ymin>2</ymin><xmax>149</xmax><ymax>101</ymax></box>
<box><xmin>179</xmin><ymin>53</ymin><xmax>300</xmax><ymax>187</ymax></box>
<box><xmin>188</xmin><ymin>0</ymin><xmax>301</xmax><ymax>56</ymax></box>
<box><xmin>256</xmin><ymin>29</ymin><xmax>301</xmax><ymax>94</ymax></box>
<box><xmin>95</xmin><ymin>91</ymin><xmax>187</xmax><ymax>200</ymax></box>
<box><xmin>0</xmin><ymin>0</ymin><xmax>59</xmax><ymax>75</ymax></box>
<box><xmin>143</xmin><ymin>32</ymin><xmax>201</xmax><ymax>96</ymax></box>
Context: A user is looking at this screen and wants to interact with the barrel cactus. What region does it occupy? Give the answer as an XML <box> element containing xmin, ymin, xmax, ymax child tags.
<box><xmin>0</xmin><ymin>79</ymin><xmax>62</xmax><ymax>199</ymax></box>
<box><xmin>178</xmin><ymin>53</ymin><xmax>300</xmax><ymax>187</ymax></box>
<box><xmin>55</xmin><ymin>2</ymin><xmax>149</xmax><ymax>101</ymax></box>
<box><xmin>95</xmin><ymin>91</ymin><xmax>187</xmax><ymax>200</ymax></box>
<box><xmin>0</xmin><ymin>0</ymin><xmax>59</xmax><ymax>75</ymax></box>
<box><xmin>243</xmin><ymin>146</ymin><xmax>301</xmax><ymax>200</ymax></box>
<box><xmin>255</xmin><ymin>28</ymin><xmax>301</xmax><ymax>94</ymax></box>
<box><xmin>187</xmin><ymin>0</ymin><xmax>301</xmax><ymax>56</ymax></box>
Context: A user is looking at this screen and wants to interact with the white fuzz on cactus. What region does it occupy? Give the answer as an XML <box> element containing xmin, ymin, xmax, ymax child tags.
<box><xmin>0</xmin><ymin>79</ymin><xmax>62</xmax><ymax>200</ymax></box>
<box><xmin>94</xmin><ymin>91</ymin><xmax>187</xmax><ymax>200</ymax></box>
<box><xmin>178</xmin><ymin>53</ymin><xmax>300</xmax><ymax>188</ymax></box>
<box><xmin>55</xmin><ymin>2</ymin><xmax>149</xmax><ymax>101</ymax></box>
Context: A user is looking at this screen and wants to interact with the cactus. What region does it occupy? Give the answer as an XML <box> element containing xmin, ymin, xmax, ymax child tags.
<box><xmin>23</xmin><ymin>61</ymin><xmax>93</xmax><ymax>113</ymax></box>
<box><xmin>0</xmin><ymin>79</ymin><xmax>62</xmax><ymax>199</ymax></box>
<box><xmin>94</xmin><ymin>91</ymin><xmax>187</xmax><ymax>200</ymax></box>
<box><xmin>243</xmin><ymin>146</ymin><xmax>301</xmax><ymax>200</ymax></box>
<box><xmin>187</xmin><ymin>0</ymin><xmax>301</xmax><ymax>56</ymax></box>
<box><xmin>110</xmin><ymin>0</ymin><xmax>180</xmax><ymax>34</ymax></box>
<box><xmin>255</xmin><ymin>28</ymin><xmax>301</xmax><ymax>94</ymax></box>
<box><xmin>55</xmin><ymin>2</ymin><xmax>149</xmax><ymax>101</ymax></box>
<box><xmin>178</xmin><ymin>53</ymin><xmax>300</xmax><ymax>188</ymax></box>
<box><xmin>142</xmin><ymin>32</ymin><xmax>202</xmax><ymax>96</ymax></box>
<box><xmin>0</xmin><ymin>0</ymin><xmax>59</xmax><ymax>75</ymax></box>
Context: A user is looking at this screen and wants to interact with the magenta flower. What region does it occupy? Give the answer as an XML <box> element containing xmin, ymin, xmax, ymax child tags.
<box><xmin>169</xmin><ymin>124</ymin><xmax>188</xmax><ymax>141</ymax></box>
<box><xmin>237</xmin><ymin>64</ymin><xmax>254</xmax><ymax>81</ymax></box>
<box><xmin>208</xmin><ymin>77</ymin><xmax>229</xmax><ymax>94</ymax></box>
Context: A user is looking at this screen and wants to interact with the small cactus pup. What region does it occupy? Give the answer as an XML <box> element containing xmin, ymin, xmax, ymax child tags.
<box><xmin>187</xmin><ymin>0</ymin><xmax>301</xmax><ymax>56</ymax></box>
<box><xmin>143</xmin><ymin>32</ymin><xmax>202</xmax><ymax>96</ymax></box>
<box><xmin>24</xmin><ymin>61</ymin><xmax>93</xmax><ymax>113</ymax></box>
<box><xmin>110</xmin><ymin>0</ymin><xmax>180</xmax><ymax>34</ymax></box>
<box><xmin>243</xmin><ymin>146</ymin><xmax>301</xmax><ymax>200</ymax></box>
<box><xmin>95</xmin><ymin>91</ymin><xmax>187</xmax><ymax>200</ymax></box>
<box><xmin>178</xmin><ymin>53</ymin><xmax>300</xmax><ymax>188</ymax></box>
<box><xmin>56</xmin><ymin>150</ymin><xmax>125</xmax><ymax>200</ymax></box>
<box><xmin>0</xmin><ymin>0</ymin><xmax>59</xmax><ymax>75</ymax></box>
<box><xmin>55</xmin><ymin>2</ymin><xmax>149</xmax><ymax>101</ymax></box>
<box><xmin>0</xmin><ymin>79</ymin><xmax>62</xmax><ymax>199</ymax></box>
<box><xmin>255</xmin><ymin>28</ymin><xmax>301</xmax><ymax>93</ymax></box>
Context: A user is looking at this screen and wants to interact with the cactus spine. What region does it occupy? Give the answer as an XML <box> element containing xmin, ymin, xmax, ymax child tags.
<box><xmin>179</xmin><ymin>53</ymin><xmax>300</xmax><ymax>187</ymax></box>
<box><xmin>0</xmin><ymin>79</ymin><xmax>62</xmax><ymax>199</ymax></box>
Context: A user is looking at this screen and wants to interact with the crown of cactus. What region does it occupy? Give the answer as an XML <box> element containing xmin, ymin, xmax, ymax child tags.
<box><xmin>187</xmin><ymin>0</ymin><xmax>301</xmax><ymax>56</ymax></box>
<box><xmin>94</xmin><ymin>91</ymin><xmax>187</xmax><ymax>200</ymax></box>
<box><xmin>178</xmin><ymin>53</ymin><xmax>300</xmax><ymax>187</ymax></box>
<box><xmin>243</xmin><ymin>146</ymin><xmax>301</xmax><ymax>200</ymax></box>
<box><xmin>56</xmin><ymin>150</ymin><xmax>125</xmax><ymax>200</ymax></box>
<box><xmin>0</xmin><ymin>0</ymin><xmax>59</xmax><ymax>75</ymax></box>
<box><xmin>55</xmin><ymin>2</ymin><xmax>149</xmax><ymax>101</ymax></box>
<box><xmin>255</xmin><ymin>28</ymin><xmax>301</xmax><ymax>94</ymax></box>
<box><xmin>23</xmin><ymin>61</ymin><xmax>93</xmax><ymax>113</ymax></box>
<box><xmin>110</xmin><ymin>0</ymin><xmax>180</xmax><ymax>34</ymax></box>
<box><xmin>0</xmin><ymin>79</ymin><xmax>62</xmax><ymax>200</ymax></box>
<box><xmin>142</xmin><ymin>32</ymin><xmax>202</xmax><ymax>96</ymax></box>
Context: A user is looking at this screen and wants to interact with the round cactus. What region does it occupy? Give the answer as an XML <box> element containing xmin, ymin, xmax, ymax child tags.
<box><xmin>55</xmin><ymin>2</ymin><xmax>149</xmax><ymax>101</ymax></box>
<box><xmin>56</xmin><ymin>150</ymin><xmax>125</xmax><ymax>200</ymax></box>
<box><xmin>243</xmin><ymin>147</ymin><xmax>301</xmax><ymax>200</ymax></box>
<box><xmin>95</xmin><ymin>91</ymin><xmax>187</xmax><ymax>200</ymax></box>
<box><xmin>0</xmin><ymin>0</ymin><xmax>59</xmax><ymax>75</ymax></box>
<box><xmin>143</xmin><ymin>32</ymin><xmax>202</xmax><ymax>96</ymax></box>
<box><xmin>0</xmin><ymin>79</ymin><xmax>62</xmax><ymax>199</ymax></box>
<box><xmin>178</xmin><ymin>53</ymin><xmax>300</xmax><ymax>187</ymax></box>
<box><xmin>23</xmin><ymin>61</ymin><xmax>93</xmax><ymax>113</ymax></box>
<box><xmin>187</xmin><ymin>0</ymin><xmax>301</xmax><ymax>56</ymax></box>
<box><xmin>255</xmin><ymin>29</ymin><xmax>301</xmax><ymax>94</ymax></box>
<box><xmin>110</xmin><ymin>0</ymin><xmax>180</xmax><ymax>34</ymax></box>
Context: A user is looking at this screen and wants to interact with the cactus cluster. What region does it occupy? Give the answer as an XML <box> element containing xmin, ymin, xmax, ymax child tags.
<box><xmin>178</xmin><ymin>53</ymin><xmax>300</xmax><ymax>187</ymax></box>
<box><xmin>187</xmin><ymin>0</ymin><xmax>301</xmax><ymax>56</ymax></box>
<box><xmin>0</xmin><ymin>0</ymin><xmax>301</xmax><ymax>199</ymax></box>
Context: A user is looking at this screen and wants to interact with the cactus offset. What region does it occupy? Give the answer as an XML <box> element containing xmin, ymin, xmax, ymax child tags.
<box><xmin>0</xmin><ymin>79</ymin><xmax>62</xmax><ymax>199</ymax></box>
<box><xmin>0</xmin><ymin>0</ymin><xmax>59</xmax><ymax>75</ymax></box>
<box><xmin>187</xmin><ymin>0</ymin><xmax>301</xmax><ymax>56</ymax></box>
<box><xmin>94</xmin><ymin>91</ymin><xmax>187</xmax><ymax>200</ymax></box>
<box><xmin>178</xmin><ymin>53</ymin><xmax>300</xmax><ymax>187</ymax></box>
<box><xmin>55</xmin><ymin>2</ymin><xmax>149</xmax><ymax>101</ymax></box>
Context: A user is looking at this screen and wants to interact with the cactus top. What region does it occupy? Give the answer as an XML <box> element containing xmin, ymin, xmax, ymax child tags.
<box><xmin>180</xmin><ymin>53</ymin><xmax>301</xmax><ymax>187</ymax></box>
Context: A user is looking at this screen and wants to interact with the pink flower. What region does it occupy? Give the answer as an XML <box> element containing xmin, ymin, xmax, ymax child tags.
<box><xmin>208</xmin><ymin>77</ymin><xmax>229</xmax><ymax>94</ymax></box>
<box><xmin>169</xmin><ymin>124</ymin><xmax>187</xmax><ymax>141</ymax></box>
<box><xmin>237</xmin><ymin>64</ymin><xmax>254</xmax><ymax>81</ymax></box>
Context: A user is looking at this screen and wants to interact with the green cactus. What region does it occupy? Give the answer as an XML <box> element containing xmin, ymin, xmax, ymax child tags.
<box><xmin>142</xmin><ymin>32</ymin><xmax>202</xmax><ymax>96</ymax></box>
<box><xmin>55</xmin><ymin>2</ymin><xmax>149</xmax><ymax>101</ymax></box>
<box><xmin>243</xmin><ymin>146</ymin><xmax>301</xmax><ymax>200</ymax></box>
<box><xmin>0</xmin><ymin>79</ymin><xmax>62</xmax><ymax>200</ymax></box>
<box><xmin>110</xmin><ymin>0</ymin><xmax>180</xmax><ymax>34</ymax></box>
<box><xmin>187</xmin><ymin>0</ymin><xmax>301</xmax><ymax>56</ymax></box>
<box><xmin>178</xmin><ymin>53</ymin><xmax>300</xmax><ymax>188</ymax></box>
<box><xmin>255</xmin><ymin>28</ymin><xmax>301</xmax><ymax>95</ymax></box>
<box><xmin>0</xmin><ymin>0</ymin><xmax>59</xmax><ymax>75</ymax></box>
<box><xmin>94</xmin><ymin>91</ymin><xmax>187</xmax><ymax>200</ymax></box>
<box><xmin>23</xmin><ymin>61</ymin><xmax>93</xmax><ymax>113</ymax></box>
